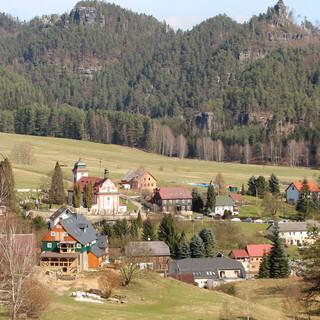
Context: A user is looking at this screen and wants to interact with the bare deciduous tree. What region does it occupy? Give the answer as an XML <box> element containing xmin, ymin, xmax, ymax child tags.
<box><xmin>0</xmin><ymin>217</ymin><xmax>36</xmax><ymax>320</ymax></box>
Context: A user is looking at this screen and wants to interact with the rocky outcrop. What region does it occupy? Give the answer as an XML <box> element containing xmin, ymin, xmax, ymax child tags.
<box><xmin>238</xmin><ymin>49</ymin><xmax>267</xmax><ymax>65</ymax></box>
<box><xmin>69</xmin><ymin>7</ymin><xmax>105</xmax><ymax>26</ymax></box>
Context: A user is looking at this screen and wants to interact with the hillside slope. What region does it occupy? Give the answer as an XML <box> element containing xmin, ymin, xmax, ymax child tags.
<box><xmin>0</xmin><ymin>1</ymin><xmax>320</xmax><ymax>166</ymax></box>
<box><xmin>0</xmin><ymin>133</ymin><xmax>317</xmax><ymax>189</ymax></box>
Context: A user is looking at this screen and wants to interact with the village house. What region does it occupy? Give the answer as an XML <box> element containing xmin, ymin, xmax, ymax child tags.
<box><xmin>268</xmin><ymin>221</ymin><xmax>320</xmax><ymax>246</ymax></box>
<box><xmin>213</xmin><ymin>196</ymin><xmax>237</xmax><ymax>217</ymax></box>
<box><xmin>230</xmin><ymin>193</ymin><xmax>245</xmax><ymax>206</ymax></box>
<box><xmin>40</xmin><ymin>207</ymin><xmax>108</xmax><ymax>274</ymax></box>
<box><xmin>286</xmin><ymin>181</ymin><xmax>320</xmax><ymax>204</ymax></box>
<box><xmin>67</xmin><ymin>161</ymin><xmax>126</xmax><ymax>215</ymax></box>
<box><xmin>121</xmin><ymin>167</ymin><xmax>157</xmax><ymax>192</ymax></box>
<box><xmin>153</xmin><ymin>187</ymin><xmax>192</xmax><ymax>216</ymax></box>
<box><xmin>168</xmin><ymin>256</ymin><xmax>246</xmax><ymax>288</ymax></box>
<box><xmin>229</xmin><ymin>244</ymin><xmax>272</xmax><ymax>277</ymax></box>
<box><xmin>124</xmin><ymin>241</ymin><xmax>171</xmax><ymax>273</ymax></box>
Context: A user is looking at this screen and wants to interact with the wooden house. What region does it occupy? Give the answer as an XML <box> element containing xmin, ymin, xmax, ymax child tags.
<box><xmin>121</xmin><ymin>167</ymin><xmax>157</xmax><ymax>192</ymax></box>
<box><xmin>153</xmin><ymin>187</ymin><xmax>192</xmax><ymax>215</ymax></box>
<box><xmin>40</xmin><ymin>208</ymin><xmax>108</xmax><ymax>274</ymax></box>
<box><xmin>124</xmin><ymin>241</ymin><xmax>171</xmax><ymax>273</ymax></box>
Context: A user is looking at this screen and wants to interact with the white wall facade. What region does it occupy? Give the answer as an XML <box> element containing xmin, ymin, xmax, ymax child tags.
<box><xmin>214</xmin><ymin>205</ymin><xmax>234</xmax><ymax>216</ymax></box>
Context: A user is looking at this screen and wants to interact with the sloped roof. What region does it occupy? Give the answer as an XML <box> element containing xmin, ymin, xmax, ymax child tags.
<box><xmin>272</xmin><ymin>221</ymin><xmax>320</xmax><ymax>233</ymax></box>
<box><xmin>230</xmin><ymin>194</ymin><xmax>244</xmax><ymax>203</ymax></box>
<box><xmin>246</xmin><ymin>244</ymin><xmax>272</xmax><ymax>257</ymax></box>
<box><xmin>60</xmin><ymin>213</ymin><xmax>97</xmax><ymax>245</ymax></box>
<box><xmin>77</xmin><ymin>176</ymin><xmax>105</xmax><ymax>193</ymax></box>
<box><xmin>290</xmin><ymin>181</ymin><xmax>320</xmax><ymax>193</ymax></box>
<box><xmin>216</xmin><ymin>196</ymin><xmax>234</xmax><ymax>207</ymax></box>
<box><xmin>157</xmin><ymin>187</ymin><xmax>192</xmax><ymax>200</ymax></box>
<box><xmin>91</xmin><ymin>244</ymin><xmax>106</xmax><ymax>258</ymax></box>
<box><xmin>229</xmin><ymin>249</ymin><xmax>249</xmax><ymax>258</ymax></box>
<box><xmin>169</xmin><ymin>257</ymin><xmax>246</xmax><ymax>279</ymax></box>
<box><xmin>121</xmin><ymin>167</ymin><xmax>157</xmax><ymax>183</ymax></box>
<box><xmin>49</xmin><ymin>207</ymin><xmax>74</xmax><ymax>222</ymax></box>
<box><xmin>125</xmin><ymin>241</ymin><xmax>170</xmax><ymax>257</ymax></box>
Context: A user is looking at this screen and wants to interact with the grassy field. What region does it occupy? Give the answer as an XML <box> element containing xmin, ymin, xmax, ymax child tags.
<box><xmin>0</xmin><ymin>133</ymin><xmax>318</xmax><ymax>189</ymax></box>
<box><xmin>39</xmin><ymin>273</ymin><xmax>290</xmax><ymax>320</ymax></box>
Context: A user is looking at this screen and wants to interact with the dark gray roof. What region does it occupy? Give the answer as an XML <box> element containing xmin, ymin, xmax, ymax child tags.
<box><xmin>97</xmin><ymin>235</ymin><xmax>108</xmax><ymax>249</ymax></box>
<box><xmin>121</xmin><ymin>166</ymin><xmax>145</xmax><ymax>182</ymax></box>
<box><xmin>91</xmin><ymin>244</ymin><xmax>106</xmax><ymax>258</ymax></box>
<box><xmin>270</xmin><ymin>221</ymin><xmax>320</xmax><ymax>233</ymax></box>
<box><xmin>125</xmin><ymin>241</ymin><xmax>170</xmax><ymax>257</ymax></box>
<box><xmin>168</xmin><ymin>257</ymin><xmax>246</xmax><ymax>279</ymax></box>
<box><xmin>60</xmin><ymin>213</ymin><xmax>97</xmax><ymax>245</ymax></box>
<box><xmin>49</xmin><ymin>207</ymin><xmax>74</xmax><ymax>222</ymax></box>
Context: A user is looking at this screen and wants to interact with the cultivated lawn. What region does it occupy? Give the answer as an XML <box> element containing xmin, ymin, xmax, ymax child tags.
<box><xmin>40</xmin><ymin>273</ymin><xmax>287</xmax><ymax>320</ymax></box>
<box><xmin>0</xmin><ymin>133</ymin><xmax>318</xmax><ymax>189</ymax></box>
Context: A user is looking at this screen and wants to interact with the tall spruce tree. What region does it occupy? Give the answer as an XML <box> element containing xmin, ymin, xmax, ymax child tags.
<box><xmin>256</xmin><ymin>176</ymin><xmax>267</xmax><ymax>198</ymax></box>
<box><xmin>0</xmin><ymin>157</ymin><xmax>16</xmax><ymax>210</ymax></box>
<box><xmin>269</xmin><ymin>224</ymin><xmax>290</xmax><ymax>278</ymax></box>
<box><xmin>206</xmin><ymin>181</ymin><xmax>216</xmax><ymax>211</ymax></box>
<box><xmin>136</xmin><ymin>211</ymin><xmax>143</xmax><ymax>228</ymax></box>
<box><xmin>258</xmin><ymin>253</ymin><xmax>270</xmax><ymax>278</ymax></box>
<box><xmin>268</xmin><ymin>173</ymin><xmax>280</xmax><ymax>195</ymax></box>
<box><xmin>49</xmin><ymin>161</ymin><xmax>65</xmax><ymax>205</ymax></box>
<box><xmin>176</xmin><ymin>231</ymin><xmax>191</xmax><ymax>259</ymax></box>
<box><xmin>296</xmin><ymin>179</ymin><xmax>311</xmax><ymax>221</ymax></box>
<box><xmin>190</xmin><ymin>235</ymin><xmax>205</xmax><ymax>258</ymax></box>
<box><xmin>83</xmin><ymin>182</ymin><xmax>93</xmax><ymax>209</ymax></box>
<box><xmin>142</xmin><ymin>218</ymin><xmax>157</xmax><ymax>241</ymax></box>
<box><xmin>158</xmin><ymin>214</ymin><xmax>179</xmax><ymax>255</ymax></box>
<box><xmin>248</xmin><ymin>176</ymin><xmax>257</xmax><ymax>196</ymax></box>
<box><xmin>192</xmin><ymin>189</ymin><xmax>204</xmax><ymax>212</ymax></box>
<box><xmin>130</xmin><ymin>219</ymin><xmax>139</xmax><ymax>239</ymax></box>
<box><xmin>199</xmin><ymin>228</ymin><xmax>215</xmax><ymax>257</ymax></box>
<box><xmin>72</xmin><ymin>183</ymin><xmax>81</xmax><ymax>208</ymax></box>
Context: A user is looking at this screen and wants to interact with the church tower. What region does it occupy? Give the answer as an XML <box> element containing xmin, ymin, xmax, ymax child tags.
<box><xmin>72</xmin><ymin>160</ymin><xmax>89</xmax><ymax>183</ymax></box>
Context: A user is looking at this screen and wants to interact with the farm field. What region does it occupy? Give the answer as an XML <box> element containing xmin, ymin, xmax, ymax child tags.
<box><xmin>0</xmin><ymin>133</ymin><xmax>318</xmax><ymax>189</ymax></box>
<box><xmin>39</xmin><ymin>272</ymin><xmax>294</xmax><ymax>320</ymax></box>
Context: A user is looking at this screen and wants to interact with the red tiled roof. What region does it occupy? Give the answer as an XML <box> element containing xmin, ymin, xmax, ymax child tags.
<box><xmin>77</xmin><ymin>176</ymin><xmax>105</xmax><ymax>193</ymax></box>
<box><xmin>246</xmin><ymin>244</ymin><xmax>272</xmax><ymax>257</ymax></box>
<box><xmin>292</xmin><ymin>181</ymin><xmax>320</xmax><ymax>193</ymax></box>
<box><xmin>230</xmin><ymin>249</ymin><xmax>249</xmax><ymax>258</ymax></box>
<box><xmin>230</xmin><ymin>194</ymin><xmax>244</xmax><ymax>202</ymax></box>
<box><xmin>157</xmin><ymin>187</ymin><xmax>192</xmax><ymax>200</ymax></box>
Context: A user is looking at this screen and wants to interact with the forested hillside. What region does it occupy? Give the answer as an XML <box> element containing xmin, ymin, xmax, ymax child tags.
<box><xmin>0</xmin><ymin>0</ymin><xmax>320</xmax><ymax>167</ymax></box>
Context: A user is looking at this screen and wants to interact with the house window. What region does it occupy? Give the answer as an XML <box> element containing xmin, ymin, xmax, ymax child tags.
<box><xmin>76</xmin><ymin>243</ymin><xmax>81</xmax><ymax>249</ymax></box>
<box><xmin>63</xmin><ymin>232</ymin><xmax>68</xmax><ymax>237</ymax></box>
<box><xmin>50</xmin><ymin>232</ymin><xmax>55</xmax><ymax>237</ymax></box>
<box><xmin>219</xmin><ymin>271</ymin><xmax>226</xmax><ymax>278</ymax></box>
<box><xmin>47</xmin><ymin>243</ymin><xmax>52</xmax><ymax>248</ymax></box>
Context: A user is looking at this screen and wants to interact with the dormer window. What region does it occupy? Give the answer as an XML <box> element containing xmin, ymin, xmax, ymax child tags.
<box><xmin>50</xmin><ymin>232</ymin><xmax>56</xmax><ymax>237</ymax></box>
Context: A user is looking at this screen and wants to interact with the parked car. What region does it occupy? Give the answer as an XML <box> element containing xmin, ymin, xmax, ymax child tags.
<box><xmin>243</xmin><ymin>218</ymin><xmax>253</xmax><ymax>223</ymax></box>
<box><xmin>231</xmin><ymin>217</ymin><xmax>241</xmax><ymax>222</ymax></box>
<box><xmin>254</xmin><ymin>219</ymin><xmax>263</xmax><ymax>224</ymax></box>
<box><xmin>267</xmin><ymin>219</ymin><xmax>275</xmax><ymax>225</ymax></box>
<box><xmin>195</xmin><ymin>215</ymin><xmax>204</xmax><ymax>220</ymax></box>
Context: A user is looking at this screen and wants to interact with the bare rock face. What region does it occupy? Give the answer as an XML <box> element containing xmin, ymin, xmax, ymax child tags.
<box><xmin>70</xmin><ymin>7</ymin><xmax>105</xmax><ymax>26</ymax></box>
<box><xmin>273</xmin><ymin>0</ymin><xmax>287</xmax><ymax>27</ymax></box>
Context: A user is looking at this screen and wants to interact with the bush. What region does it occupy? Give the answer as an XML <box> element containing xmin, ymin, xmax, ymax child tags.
<box><xmin>217</xmin><ymin>283</ymin><xmax>237</xmax><ymax>296</ymax></box>
<box><xmin>23</xmin><ymin>202</ymin><xmax>35</xmax><ymax>210</ymax></box>
<box><xmin>223</xmin><ymin>210</ymin><xmax>232</xmax><ymax>220</ymax></box>
<box><xmin>99</xmin><ymin>270</ymin><xmax>120</xmax><ymax>298</ymax></box>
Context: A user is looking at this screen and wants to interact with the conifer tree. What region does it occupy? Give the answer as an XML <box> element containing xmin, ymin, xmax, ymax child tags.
<box><xmin>296</xmin><ymin>179</ymin><xmax>311</xmax><ymax>221</ymax></box>
<box><xmin>268</xmin><ymin>173</ymin><xmax>280</xmax><ymax>195</ymax></box>
<box><xmin>206</xmin><ymin>181</ymin><xmax>216</xmax><ymax>211</ymax></box>
<box><xmin>192</xmin><ymin>189</ymin><xmax>204</xmax><ymax>212</ymax></box>
<box><xmin>190</xmin><ymin>235</ymin><xmax>205</xmax><ymax>258</ymax></box>
<box><xmin>176</xmin><ymin>231</ymin><xmax>191</xmax><ymax>259</ymax></box>
<box><xmin>49</xmin><ymin>162</ymin><xmax>65</xmax><ymax>205</ymax></box>
<box><xmin>256</xmin><ymin>176</ymin><xmax>267</xmax><ymax>198</ymax></box>
<box><xmin>241</xmin><ymin>184</ymin><xmax>245</xmax><ymax>195</ymax></box>
<box><xmin>248</xmin><ymin>176</ymin><xmax>257</xmax><ymax>196</ymax></box>
<box><xmin>269</xmin><ymin>224</ymin><xmax>290</xmax><ymax>278</ymax></box>
<box><xmin>130</xmin><ymin>219</ymin><xmax>139</xmax><ymax>239</ymax></box>
<box><xmin>72</xmin><ymin>183</ymin><xmax>81</xmax><ymax>208</ymax></box>
<box><xmin>0</xmin><ymin>157</ymin><xmax>16</xmax><ymax>210</ymax></box>
<box><xmin>142</xmin><ymin>218</ymin><xmax>157</xmax><ymax>241</ymax></box>
<box><xmin>199</xmin><ymin>228</ymin><xmax>215</xmax><ymax>257</ymax></box>
<box><xmin>136</xmin><ymin>211</ymin><xmax>143</xmax><ymax>228</ymax></box>
<box><xmin>258</xmin><ymin>252</ymin><xmax>270</xmax><ymax>278</ymax></box>
<box><xmin>83</xmin><ymin>182</ymin><xmax>93</xmax><ymax>209</ymax></box>
<box><xmin>158</xmin><ymin>214</ymin><xmax>179</xmax><ymax>255</ymax></box>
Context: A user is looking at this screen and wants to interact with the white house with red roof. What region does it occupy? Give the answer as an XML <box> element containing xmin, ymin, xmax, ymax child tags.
<box><xmin>286</xmin><ymin>181</ymin><xmax>320</xmax><ymax>204</ymax></box>
<box><xmin>68</xmin><ymin>161</ymin><xmax>126</xmax><ymax>215</ymax></box>
<box><xmin>229</xmin><ymin>244</ymin><xmax>272</xmax><ymax>277</ymax></box>
<box><xmin>153</xmin><ymin>187</ymin><xmax>192</xmax><ymax>216</ymax></box>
